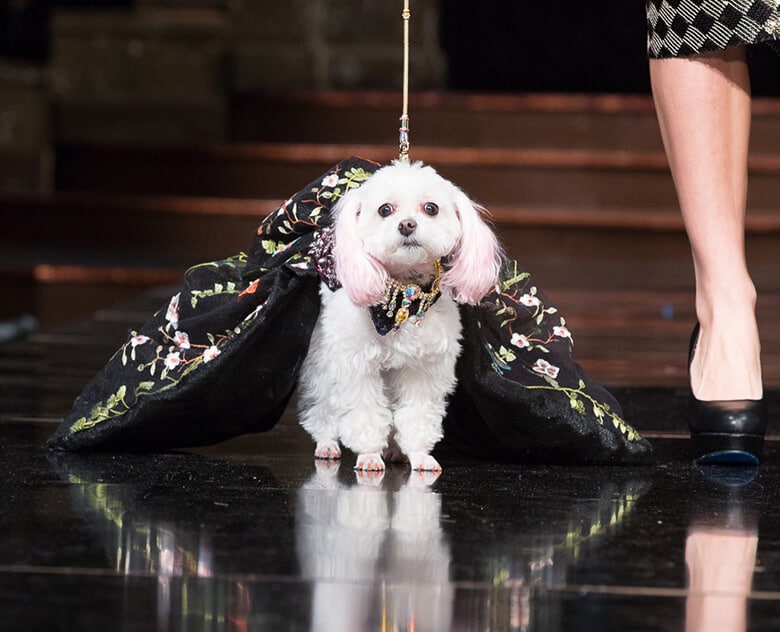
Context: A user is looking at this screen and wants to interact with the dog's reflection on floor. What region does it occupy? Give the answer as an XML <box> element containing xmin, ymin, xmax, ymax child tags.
<box><xmin>296</xmin><ymin>461</ymin><xmax>453</xmax><ymax>632</ymax></box>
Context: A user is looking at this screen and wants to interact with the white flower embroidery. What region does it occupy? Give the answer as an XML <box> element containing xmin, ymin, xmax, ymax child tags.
<box><xmin>519</xmin><ymin>294</ymin><xmax>541</xmax><ymax>308</ymax></box>
<box><xmin>166</xmin><ymin>293</ymin><xmax>181</xmax><ymax>329</ymax></box>
<box><xmin>511</xmin><ymin>333</ymin><xmax>531</xmax><ymax>348</ymax></box>
<box><xmin>203</xmin><ymin>345</ymin><xmax>221</xmax><ymax>363</ymax></box>
<box><xmin>174</xmin><ymin>331</ymin><xmax>191</xmax><ymax>349</ymax></box>
<box><xmin>532</xmin><ymin>358</ymin><xmax>560</xmax><ymax>379</ymax></box>
<box><xmin>164</xmin><ymin>352</ymin><xmax>181</xmax><ymax>371</ymax></box>
<box><xmin>130</xmin><ymin>335</ymin><xmax>150</xmax><ymax>348</ymax></box>
<box><xmin>321</xmin><ymin>174</ymin><xmax>339</xmax><ymax>188</ymax></box>
<box><xmin>553</xmin><ymin>325</ymin><xmax>571</xmax><ymax>339</ymax></box>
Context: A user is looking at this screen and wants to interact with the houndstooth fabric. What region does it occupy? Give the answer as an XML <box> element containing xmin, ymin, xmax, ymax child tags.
<box><xmin>647</xmin><ymin>0</ymin><xmax>780</xmax><ymax>57</ymax></box>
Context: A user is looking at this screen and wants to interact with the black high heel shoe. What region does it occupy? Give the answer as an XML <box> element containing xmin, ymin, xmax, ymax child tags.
<box><xmin>687</xmin><ymin>324</ymin><xmax>767</xmax><ymax>465</ymax></box>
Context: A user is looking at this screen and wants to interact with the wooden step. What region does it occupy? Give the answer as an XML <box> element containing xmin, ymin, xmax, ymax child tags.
<box><xmin>56</xmin><ymin>141</ymin><xmax>680</xmax><ymax>206</ymax></box>
<box><xmin>0</xmin><ymin>190</ymin><xmax>731</xmax><ymax>258</ymax></box>
<box><xmin>53</xmin><ymin>140</ymin><xmax>780</xmax><ymax>211</ymax></box>
<box><xmin>232</xmin><ymin>90</ymin><xmax>780</xmax><ymax>154</ymax></box>
<box><xmin>5</xmin><ymin>189</ymin><xmax>780</xmax><ymax>259</ymax></box>
<box><xmin>53</xmin><ymin>101</ymin><xmax>229</xmax><ymax>146</ymax></box>
<box><xmin>5</xmin><ymin>190</ymin><xmax>780</xmax><ymax>299</ymax></box>
<box><xmin>0</xmin><ymin>260</ymin><xmax>181</xmax><ymax>328</ymax></box>
<box><xmin>0</xmin><ymin>192</ymin><xmax>268</xmax><ymax>263</ymax></box>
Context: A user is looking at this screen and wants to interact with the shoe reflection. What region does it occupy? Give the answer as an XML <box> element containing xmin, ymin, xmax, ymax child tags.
<box><xmin>685</xmin><ymin>467</ymin><xmax>761</xmax><ymax>632</ymax></box>
<box><xmin>295</xmin><ymin>461</ymin><xmax>453</xmax><ymax>632</ymax></box>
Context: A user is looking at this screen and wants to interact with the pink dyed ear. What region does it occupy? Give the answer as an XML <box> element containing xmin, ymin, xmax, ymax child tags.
<box><xmin>441</xmin><ymin>190</ymin><xmax>503</xmax><ymax>305</ymax></box>
<box><xmin>332</xmin><ymin>190</ymin><xmax>388</xmax><ymax>307</ymax></box>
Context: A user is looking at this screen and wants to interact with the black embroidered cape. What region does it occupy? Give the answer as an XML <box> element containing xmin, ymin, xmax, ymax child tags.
<box><xmin>48</xmin><ymin>157</ymin><xmax>652</xmax><ymax>464</ymax></box>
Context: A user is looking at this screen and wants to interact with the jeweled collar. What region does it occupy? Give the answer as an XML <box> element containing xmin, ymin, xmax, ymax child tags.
<box><xmin>369</xmin><ymin>260</ymin><xmax>442</xmax><ymax>335</ymax></box>
<box><xmin>310</xmin><ymin>228</ymin><xmax>442</xmax><ymax>336</ymax></box>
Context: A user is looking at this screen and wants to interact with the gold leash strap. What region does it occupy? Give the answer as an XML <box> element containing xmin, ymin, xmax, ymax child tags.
<box><xmin>399</xmin><ymin>0</ymin><xmax>411</xmax><ymax>162</ymax></box>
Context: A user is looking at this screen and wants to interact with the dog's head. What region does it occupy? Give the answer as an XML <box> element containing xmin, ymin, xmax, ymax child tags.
<box><xmin>332</xmin><ymin>160</ymin><xmax>503</xmax><ymax>307</ymax></box>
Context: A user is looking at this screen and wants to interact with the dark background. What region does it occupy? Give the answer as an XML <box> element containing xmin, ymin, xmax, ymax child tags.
<box><xmin>1</xmin><ymin>0</ymin><xmax>779</xmax><ymax>94</ymax></box>
<box><xmin>0</xmin><ymin>0</ymin><xmax>132</xmax><ymax>61</ymax></box>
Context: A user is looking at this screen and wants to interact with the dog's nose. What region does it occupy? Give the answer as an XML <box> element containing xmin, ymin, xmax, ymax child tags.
<box><xmin>398</xmin><ymin>219</ymin><xmax>417</xmax><ymax>236</ymax></box>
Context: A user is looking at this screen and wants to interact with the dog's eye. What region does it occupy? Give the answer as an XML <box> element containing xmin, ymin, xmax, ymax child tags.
<box><xmin>378</xmin><ymin>203</ymin><xmax>393</xmax><ymax>218</ymax></box>
<box><xmin>423</xmin><ymin>202</ymin><xmax>439</xmax><ymax>216</ymax></box>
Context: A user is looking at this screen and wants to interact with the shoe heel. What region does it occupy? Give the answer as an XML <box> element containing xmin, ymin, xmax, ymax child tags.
<box><xmin>691</xmin><ymin>432</ymin><xmax>764</xmax><ymax>465</ymax></box>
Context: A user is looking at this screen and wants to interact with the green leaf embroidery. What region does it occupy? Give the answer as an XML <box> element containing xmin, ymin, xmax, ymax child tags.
<box><xmin>261</xmin><ymin>240</ymin><xmax>282</xmax><ymax>255</ymax></box>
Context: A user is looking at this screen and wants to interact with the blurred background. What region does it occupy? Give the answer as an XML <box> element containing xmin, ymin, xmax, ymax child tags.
<box><xmin>2</xmin><ymin>0</ymin><xmax>780</xmax><ymax>380</ymax></box>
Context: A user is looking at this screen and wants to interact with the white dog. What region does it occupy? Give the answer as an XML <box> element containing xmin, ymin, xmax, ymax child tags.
<box><xmin>298</xmin><ymin>161</ymin><xmax>503</xmax><ymax>472</ymax></box>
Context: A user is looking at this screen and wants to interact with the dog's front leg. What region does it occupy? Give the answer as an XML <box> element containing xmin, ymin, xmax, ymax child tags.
<box><xmin>341</xmin><ymin>353</ymin><xmax>395</xmax><ymax>470</ymax></box>
<box><xmin>304</xmin><ymin>290</ymin><xmax>394</xmax><ymax>471</ymax></box>
<box><xmin>299</xmin><ymin>317</ymin><xmax>344</xmax><ymax>461</ymax></box>
<box><xmin>313</xmin><ymin>344</ymin><xmax>393</xmax><ymax>471</ymax></box>
<box><xmin>337</xmin><ymin>366</ymin><xmax>393</xmax><ymax>471</ymax></box>
<box><xmin>388</xmin><ymin>358</ymin><xmax>457</xmax><ymax>472</ymax></box>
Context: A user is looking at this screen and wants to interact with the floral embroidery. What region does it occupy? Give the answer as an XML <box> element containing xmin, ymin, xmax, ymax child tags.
<box><xmin>164</xmin><ymin>352</ymin><xmax>181</xmax><ymax>371</ymax></box>
<box><xmin>173</xmin><ymin>331</ymin><xmax>190</xmax><ymax>349</ymax></box>
<box><xmin>203</xmin><ymin>345</ymin><xmax>221</xmax><ymax>363</ymax></box>
<box><xmin>59</xmin><ymin>156</ymin><xmax>646</xmax><ymax>460</ymax></box>
<box><xmin>238</xmin><ymin>279</ymin><xmax>260</xmax><ymax>300</ymax></box>
<box><xmin>532</xmin><ymin>359</ymin><xmax>560</xmax><ymax>379</ymax></box>
<box><xmin>67</xmin><ymin>160</ymin><xmax>382</xmax><ymax>438</ymax></box>
<box><xmin>70</xmin><ymin>383</ymin><xmax>153</xmax><ymax>434</ymax></box>
<box><xmin>70</xmin><ymin>295</ymin><xmax>267</xmax><ymax>435</ymax></box>
<box><xmin>190</xmin><ymin>282</ymin><xmax>241</xmax><ymax>309</ymax></box>
<box><xmin>519</xmin><ymin>293</ymin><xmax>541</xmax><ymax>308</ymax></box>
<box><xmin>321</xmin><ymin>174</ymin><xmax>340</xmax><ymax>188</ymax></box>
<box><xmin>511</xmin><ymin>333</ymin><xmax>530</xmax><ymax>348</ymax></box>
<box><xmin>523</xmin><ymin>378</ymin><xmax>643</xmax><ymax>442</ymax></box>
<box><xmin>130</xmin><ymin>335</ymin><xmax>149</xmax><ymax>348</ymax></box>
<box><xmin>165</xmin><ymin>293</ymin><xmax>180</xmax><ymax>329</ymax></box>
<box><xmin>481</xmin><ymin>260</ymin><xmax>642</xmax><ymax>442</ymax></box>
<box><xmin>258</xmin><ymin>165</ymin><xmax>374</xmax><ymax>239</ymax></box>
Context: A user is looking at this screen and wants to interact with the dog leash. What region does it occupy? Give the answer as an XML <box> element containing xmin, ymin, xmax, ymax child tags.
<box><xmin>398</xmin><ymin>0</ymin><xmax>411</xmax><ymax>163</ymax></box>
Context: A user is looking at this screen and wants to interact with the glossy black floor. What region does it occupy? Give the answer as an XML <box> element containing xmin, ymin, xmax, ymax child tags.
<box><xmin>2</xmin><ymin>290</ymin><xmax>780</xmax><ymax>632</ymax></box>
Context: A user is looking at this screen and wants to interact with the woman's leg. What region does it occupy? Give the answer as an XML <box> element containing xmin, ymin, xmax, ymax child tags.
<box><xmin>649</xmin><ymin>47</ymin><xmax>762</xmax><ymax>402</ymax></box>
<box><xmin>685</xmin><ymin>527</ymin><xmax>758</xmax><ymax>632</ymax></box>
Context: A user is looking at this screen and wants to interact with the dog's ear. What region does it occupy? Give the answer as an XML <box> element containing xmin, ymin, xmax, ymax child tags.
<box><xmin>332</xmin><ymin>189</ymin><xmax>388</xmax><ymax>307</ymax></box>
<box><xmin>441</xmin><ymin>189</ymin><xmax>503</xmax><ymax>305</ymax></box>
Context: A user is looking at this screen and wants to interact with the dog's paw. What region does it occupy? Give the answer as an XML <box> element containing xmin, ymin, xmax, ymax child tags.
<box><xmin>314</xmin><ymin>459</ymin><xmax>341</xmax><ymax>478</ymax></box>
<box><xmin>314</xmin><ymin>440</ymin><xmax>342</xmax><ymax>461</ymax></box>
<box><xmin>355</xmin><ymin>469</ymin><xmax>385</xmax><ymax>487</ymax></box>
<box><xmin>408</xmin><ymin>469</ymin><xmax>442</xmax><ymax>487</ymax></box>
<box><xmin>354</xmin><ymin>452</ymin><xmax>386</xmax><ymax>472</ymax></box>
<box><xmin>408</xmin><ymin>452</ymin><xmax>442</xmax><ymax>473</ymax></box>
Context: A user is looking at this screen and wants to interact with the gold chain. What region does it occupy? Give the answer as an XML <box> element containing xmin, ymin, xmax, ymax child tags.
<box><xmin>399</xmin><ymin>0</ymin><xmax>411</xmax><ymax>162</ymax></box>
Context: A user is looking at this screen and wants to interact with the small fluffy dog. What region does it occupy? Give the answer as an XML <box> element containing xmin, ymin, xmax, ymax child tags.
<box><xmin>298</xmin><ymin>161</ymin><xmax>503</xmax><ymax>471</ymax></box>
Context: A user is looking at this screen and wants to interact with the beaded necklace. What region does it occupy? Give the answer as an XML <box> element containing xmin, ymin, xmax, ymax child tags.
<box><xmin>376</xmin><ymin>259</ymin><xmax>442</xmax><ymax>333</ymax></box>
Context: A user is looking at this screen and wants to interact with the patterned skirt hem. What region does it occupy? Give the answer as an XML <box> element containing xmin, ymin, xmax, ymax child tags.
<box><xmin>647</xmin><ymin>0</ymin><xmax>780</xmax><ymax>58</ymax></box>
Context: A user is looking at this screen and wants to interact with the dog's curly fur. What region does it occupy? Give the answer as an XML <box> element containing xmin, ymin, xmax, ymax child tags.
<box><xmin>298</xmin><ymin>161</ymin><xmax>503</xmax><ymax>471</ymax></box>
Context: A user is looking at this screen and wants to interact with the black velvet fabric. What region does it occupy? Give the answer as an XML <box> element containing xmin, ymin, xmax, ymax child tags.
<box><xmin>446</xmin><ymin>278</ymin><xmax>649</xmax><ymax>464</ymax></box>
<box><xmin>48</xmin><ymin>157</ymin><xmax>652</xmax><ymax>463</ymax></box>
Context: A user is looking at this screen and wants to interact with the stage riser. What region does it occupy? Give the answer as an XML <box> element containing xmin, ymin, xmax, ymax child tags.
<box><xmin>52</xmin><ymin>143</ymin><xmax>780</xmax><ymax>213</ymax></box>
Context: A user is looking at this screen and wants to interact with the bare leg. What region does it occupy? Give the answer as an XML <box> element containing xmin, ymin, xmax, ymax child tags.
<box><xmin>650</xmin><ymin>47</ymin><xmax>762</xmax><ymax>401</ymax></box>
<box><xmin>685</xmin><ymin>528</ymin><xmax>757</xmax><ymax>632</ymax></box>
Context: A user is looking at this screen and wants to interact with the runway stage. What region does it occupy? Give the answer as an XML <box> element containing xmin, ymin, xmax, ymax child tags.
<box><xmin>2</xmin><ymin>288</ymin><xmax>780</xmax><ymax>631</ymax></box>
